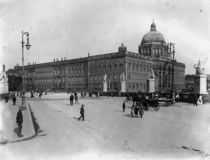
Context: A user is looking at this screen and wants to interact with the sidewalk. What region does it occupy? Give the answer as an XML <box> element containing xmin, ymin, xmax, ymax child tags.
<box><xmin>0</xmin><ymin>99</ymin><xmax>36</xmax><ymax>143</ymax></box>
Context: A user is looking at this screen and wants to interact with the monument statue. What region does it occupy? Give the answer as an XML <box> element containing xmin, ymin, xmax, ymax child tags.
<box><xmin>103</xmin><ymin>74</ymin><xmax>107</xmax><ymax>83</ymax></box>
<box><xmin>193</xmin><ymin>58</ymin><xmax>207</xmax><ymax>75</ymax></box>
<box><xmin>149</xmin><ymin>67</ymin><xmax>155</xmax><ymax>79</ymax></box>
<box><xmin>120</xmin><ymin>72</ymin><xmax>125</xmax><ymax>81</ymax></box>
<box><xmin>193</xmin><ymin>57</ymin><xmax>208</xmax><ymax>96</ymax></box>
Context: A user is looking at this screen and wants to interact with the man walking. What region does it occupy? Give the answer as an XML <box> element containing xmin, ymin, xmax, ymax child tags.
<box><xmin>12</xmin><ymin>94</ymin><xmax>16</xmax><ymax>106</ymax></box>
<box><xmin>122</xmin><ymin>101</ymin><xmax>126</xmax><ymax>112</ymax></box>
<box><xmin>78</xmin><ymin>104</ymin><xmax>85</xmax><ymax>121</ymax></box>
<box><xmin>75</xmin><ymin>93</ymin><xmax>79</xmax><ymax>104</ymax></box>
<box><xmin>70</xmin><ymin>94</ymin><xmax>74</xmax><ymax>105</ymax></box>
<box><xmin>134</xmin><ymin>105</ymin><xmax>139</xmax><ymax>118</ymax></box>
<box><xmin>139</xmin><ymin>103</ymin><xmax>144</xmax><ymax>118</ymax></box>
<box><xmin>16</xmin><ymin>108</ymin><xmax>23</xmax><ymax>137</ymax></box>
<box><xmin>193</xmin><ymin>94</ymin><xmax>198</xmax><ymax>106</ymax></box>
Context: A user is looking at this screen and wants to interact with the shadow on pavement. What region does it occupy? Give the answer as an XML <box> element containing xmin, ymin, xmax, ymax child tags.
<box><xmin>114</xmin><ymin>109</ymin><xmax>123</xmax><ymax>112</ymax></box>
<box><xmin>73</xmin><ymin>116</ymin><xmax>79</xmax><ymax>120</ymax></box>
<box><xmin>123</xmin><ymin>113</ymin><xmax>134</xmax><ymax>118</ymax></box>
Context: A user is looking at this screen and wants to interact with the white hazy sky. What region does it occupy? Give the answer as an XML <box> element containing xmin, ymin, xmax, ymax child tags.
<box><xmin>0</xmin><ymin>0</ymin><xmax>210</xmax><ymax>74</ymax></box>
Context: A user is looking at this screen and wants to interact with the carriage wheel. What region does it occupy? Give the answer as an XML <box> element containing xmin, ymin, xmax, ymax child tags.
<box><xmin>154</xmin><ymin>105</ymin><xmax>160</xmax><ymax>111</ymax></box>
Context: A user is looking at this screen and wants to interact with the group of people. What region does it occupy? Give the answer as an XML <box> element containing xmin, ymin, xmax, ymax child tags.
<box><xmin>191</xmin><ymin>94</ymin><xmax>203</xmax><ymax>106</ymax></box>
<box><xmin>69</xmin><ymin>92</ymin><xmax>79</xmax><ymax>105</ymax></box>
<box><xmin>122</xmin><ymin>101</ymin><xmax>144</xmax><ymax>118</ymax></box>
<box><xmin>4</xmin><ymin>93</ymin><xmax>17</xmax><ymax>105</ymax></box>
<box><xmin>3</xmin><ymin>92</ymin><xmax>23</xmax><ymax>137</ymax></box>
<box><xmin>69</xmin><ymin>92</ymin><xmax>84</xmax><ymax>121</ymax></box>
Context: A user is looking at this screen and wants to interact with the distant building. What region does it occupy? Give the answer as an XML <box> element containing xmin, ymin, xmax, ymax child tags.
<box><xmin>207</xmin><ymin>74</ymin><xmax>210</xmax><ymax>91</ymax></box>
<box><xmin>185</xmin><ymin>74</ymin><xmax>210</xmax><ymax>92</ymax></box>
<box><xmin>185</xmin><ymin>75</ymin><xmax>195</xmax><ymax>91</ymax></box>
<box><xmin>7</xmin><ymin>22</ymin><xmax>185</xmax><ymax>93</ymax></box>
<box><xmin>0</xmin><ymin>65</ymin><xmax>9</xmax><ymax>95</ymax></box>
<box><xmin>138</xmin><ymin>22</ymin><xmax>185</xmax><ymax>92</ymax></box>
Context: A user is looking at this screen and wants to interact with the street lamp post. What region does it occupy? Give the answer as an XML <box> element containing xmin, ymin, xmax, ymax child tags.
<box><xmin>21</xmin><ymin>31</ymin><xmax>31</xmax><ymax>107</ymax></box>
<box><xmin>169</xmin><ymin>42</ymin><xmax>175</xmax><ymax>103</ymax></box>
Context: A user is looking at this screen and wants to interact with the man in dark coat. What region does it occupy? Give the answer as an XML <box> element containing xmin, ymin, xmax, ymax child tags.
<box><xmin>70</xmin><ymin>94</ymin><xmax>74</xmax><ymax>105</ymax></box>
<box><xmin>75</xmin><ymin>93</ymin><xmax>79</xmax><ymax>104</ymax></box>
<box><xmin>12</xmin><ymin>94</ymin><xmax>16</xmax><ymax>106</ymax></box>
<box><xmin>193</xmin><ymin>94</ymin><xmax>198</xmax><ymax>106</ymax></box>
<box><xmin>16</xmin><ymin>108</ymin><xmax>23</xmax><ymax>137</ymax></box>
<box><xmin>134</xmin><ymin>105</ymin><xmax>139</xmax><ymax>118</ymax></box>
<box><xmin>4</xmin><ymin>94</ymin><xmax>9</xmax><ymax>103</ymax></box>
<box><xmin>139</xmin><ymin>103</ymin><xmax>144</xmax><ymax>118</ymax></box>
<box><xmin>78</xmin><ymin>104</ymin><xmax>85</xmax><ymax>121</ymax></box>
<box><xmin>122</xmin><ymin>101</ymin><xmax>126</xmax><ymax>112</ymax></box>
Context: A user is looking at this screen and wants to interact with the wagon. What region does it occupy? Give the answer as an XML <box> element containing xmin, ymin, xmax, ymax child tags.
<box><xmin>141</xmin><ymin>99</ymin><xmax>160</xmax><ymax>111</ymax></box>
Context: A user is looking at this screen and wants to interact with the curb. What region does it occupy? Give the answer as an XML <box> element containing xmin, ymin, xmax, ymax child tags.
<box><xmin>8</xmin><ymin>102</ymin><xmax>37</xmax><ymax>143</ymax></box>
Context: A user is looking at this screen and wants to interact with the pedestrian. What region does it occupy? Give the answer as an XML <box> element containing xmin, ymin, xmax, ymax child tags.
<box><xmin>78</xmin><ymin>104</ymin><xmax>85</xmax><ymax>121</ymax></box>
<box><xmin>122</xmin><ymin>101</ymin><xmax>126</xmax><ymax>112</ymax></box>
<box><xmin>75</xmin><ymin>93</ymin><xmax>79</xmax><ymax>104</ymax></box>
<box><xmin>134</xmin><ymin>105</ymin><xmax>139</xmax><ymax>118</ymax></box>
<box><xmin>12</xmin><ymin>94</ymin><xmax>16</xmax><ymax>106</ymax></box>
<box><xmin>4</xmin><ymin>94</ymin><xmax>9</xmax><ymax>103</ymax></box>
<box><xmin>70</xmin><ymin>94</ymin><xmax>74</xmax><ymax>105</ymax></box>
<box><xmin>39</xmin><ymin>91</ymin><xmax>42</xmax><ymax>98</ymax></box>
<box><xmin>139</xmin><ymin>103</ymin><xmax>144</xmax><ymax>118</ymax></box>
<box><xmin>193</xmin><ymin>94</ymin><xmax>198</xmax><ymax>106</ymax></box>
<box><xmin>131</xmin><ymin>104</ymin><xmax>134</xmax><ymax>117</ymax></box>
<box><xmin>175</xmin><ymin>94</ymin><xmax>180</xmax><ymax>103</ymax></box>
<box><xmin>197</xmin><ymin>94</ymin><xmax>203</xmax><ymax>105</ymax></box>
<box><xmin>16</xmin><ymin>108</ymin><xmax>23</xmax><ymax>137</ymax></box>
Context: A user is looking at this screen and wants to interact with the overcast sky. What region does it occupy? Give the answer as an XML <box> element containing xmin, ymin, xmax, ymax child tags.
<box><xmin>0</xmin><ymin>0</ymin><xmax>210</xmax><ymax>74</ymax></box>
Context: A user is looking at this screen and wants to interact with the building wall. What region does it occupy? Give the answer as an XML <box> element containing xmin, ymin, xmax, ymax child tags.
<box><xmin>8</xmin><ymin>50</ymin><xmax>185</xmax><ymax>93</ymax></box>
<box><xmin>125</xmin><ymin>56</ymin><xmax>152</xmax><ymax>92</ymax></box>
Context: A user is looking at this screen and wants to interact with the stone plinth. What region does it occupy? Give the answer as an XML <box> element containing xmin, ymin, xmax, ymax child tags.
<box><xmin>121</xmin><ymin>81</ymin><xmax>126</xmax><ymax>92</ymax></box>
<box><xmin>147</xmin><ymin>78</ymin><xmax>155</xmax><ymax>93</ymax></box>
<box><xmin>193</xmin><ymin>74</ymin><xmax>208</xmax><ymax>95</ymax></box>
<box><xmin>103</xmin><ymin>82</ymin><xmax>107</xmax><ymax>92</ymax></box>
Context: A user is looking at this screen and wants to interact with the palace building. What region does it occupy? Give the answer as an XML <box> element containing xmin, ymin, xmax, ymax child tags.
<box><xmin>8</xmin><ymin>22</ymin><xmax>185</xmax><ymax>93</ymax></box>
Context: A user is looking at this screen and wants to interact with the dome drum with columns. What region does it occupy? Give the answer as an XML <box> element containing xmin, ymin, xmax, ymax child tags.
<box><xmin>138</xmin><ymin>22</ymin><xmax>170</xmax><ymax>59</ymax></box>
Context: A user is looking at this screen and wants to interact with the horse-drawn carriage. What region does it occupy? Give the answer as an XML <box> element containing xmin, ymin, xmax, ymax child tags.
<box><xmin>133</xmin><ymin>94</ymin><xmax>160</xmax><ymax>111</ymax></box>
<box><xmin>141</xmin><ymin>99</ymin><xmax>160</xmax><ymax>111</ymax></box>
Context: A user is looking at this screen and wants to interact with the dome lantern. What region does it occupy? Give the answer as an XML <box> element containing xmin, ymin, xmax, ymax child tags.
<box><xmin>150</xmin><ymin>22</ymin><xmax>156</xmax><ymax>31</ymax></box>
<box><xmin>140</xmin><ymin>22</ymin><xmax>165</xmax><ymax>45</ymax></box>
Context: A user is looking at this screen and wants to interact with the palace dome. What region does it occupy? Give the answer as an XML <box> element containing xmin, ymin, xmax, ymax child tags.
<box><xmin>141</xmin><ymin>22</ymin><xmax>166</xmax><ymax>45</ymax></box>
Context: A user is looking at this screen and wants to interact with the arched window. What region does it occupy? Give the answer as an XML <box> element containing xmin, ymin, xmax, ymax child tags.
<box><xmin>109</xmin><ymin>65</ymin><xmax>112</xmax><ymax>70</ymax></box>
<box><xmin>128</xmin><ymin>63</ymin><xmax>131</xmax><ymax>70</ymax></box>
<box><xmin>114</xmin><ymin>64</ymin><xmax>117</xmax><ymax>70</ymax></box>
<box><xmin>119</xmin><ymin>63</ymin><xmax>123</xmax><ymax>70</ymax></box>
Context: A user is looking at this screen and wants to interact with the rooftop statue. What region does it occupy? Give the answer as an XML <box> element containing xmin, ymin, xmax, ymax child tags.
<box><xmin>193</xmin><ymin>58</ymin><xmax>207</xmax><ymax>75</ymax></box>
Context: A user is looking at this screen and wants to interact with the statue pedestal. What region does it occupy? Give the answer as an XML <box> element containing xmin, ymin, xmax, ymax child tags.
<box><xmin>121</xmin><ymin>81</ymin><xmax>126</xmax><ymax>92</ymax></box>
<box><xmin>147</xmin><ymin>78</ymin><xmax>155</xmax><ymax>93</ymax></box>
<box><xmin>103</xmin><ymin>82</ymin><xmax>107</xmax><ymax>92</ymax></box>
<box><xmin>193</xmin><ymin>74</ymin><xmax>208</xmax><ymax>94</ymax></box>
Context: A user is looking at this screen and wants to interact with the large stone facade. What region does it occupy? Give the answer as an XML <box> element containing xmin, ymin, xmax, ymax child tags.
<box><xmin>138</xmin><ymin>22</ymin><xmax>185</xmax><ymax>92</ymax></box>
<box><xmin>8</xmin><ymin>23</ymin><xmax>185</xmax><ymax>93</ymax></box>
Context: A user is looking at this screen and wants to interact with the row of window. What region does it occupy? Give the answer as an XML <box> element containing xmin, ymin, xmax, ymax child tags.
<box><xmin>89</xmin><ymin>63</ymin><xmax>124</xmax><ymax>72</ymax></box>
<box><xmin>128</xmin><ymin>82</ymin><xmax>146</xmax><ymax>91</ymax></box>
<box><xmin>128</xmin><ymin>63</ymin><xmax>151</xmax><ymax>72</ymax></box>
<box><xmin>127</xmin><ymin>73</ymin><xmax>148</xmax><ymax>80</ymax></box>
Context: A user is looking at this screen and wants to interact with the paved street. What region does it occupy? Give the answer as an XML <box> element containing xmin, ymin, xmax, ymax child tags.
<box><xmin>1</xmin><ymin>93</ymin><xmax>210</xmax><ymax>160</ymax></box>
